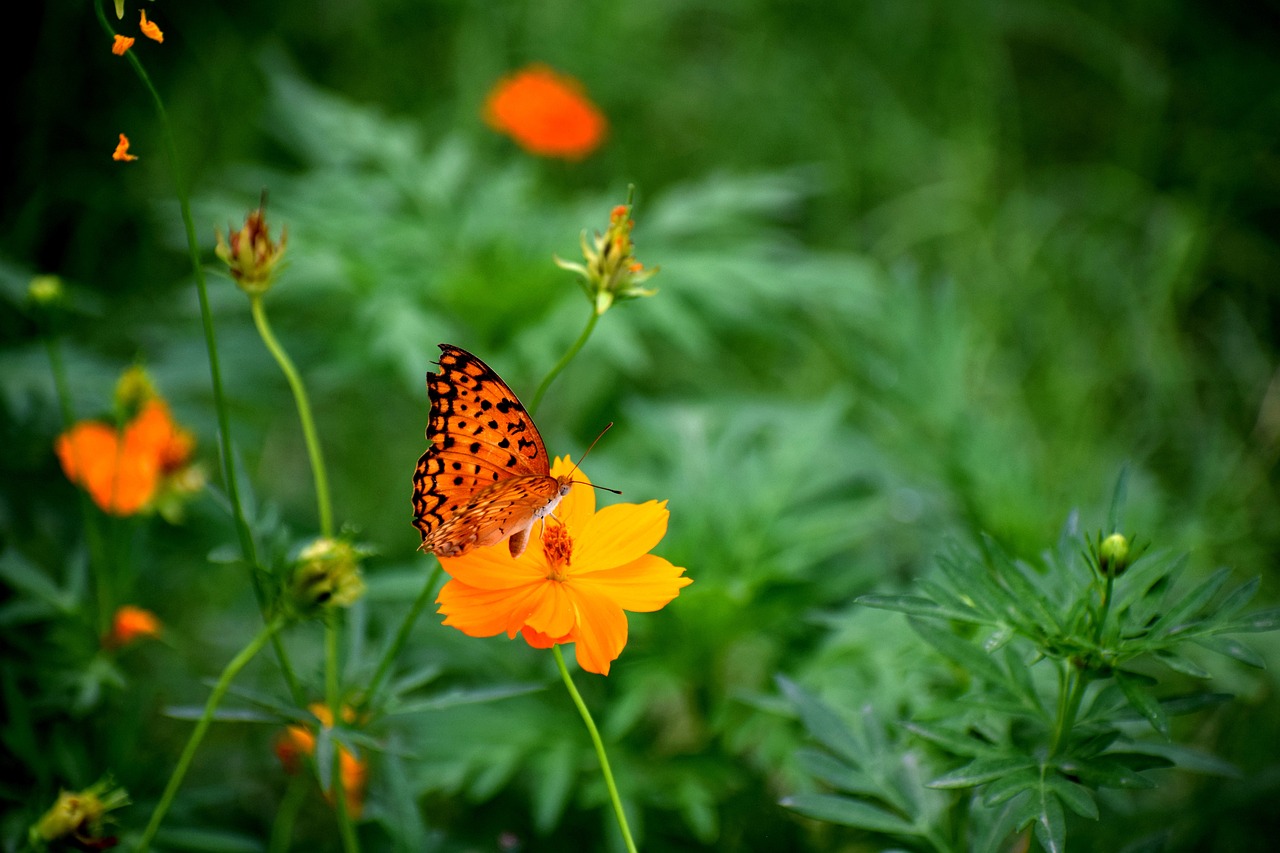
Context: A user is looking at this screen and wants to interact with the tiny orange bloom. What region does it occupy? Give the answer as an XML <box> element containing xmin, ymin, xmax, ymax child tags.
<box><xmin>106</xmin><ymin>605</ymin><xmax>162</xmax><ymax>648</ymax></box>
<box><xmin>483</xmin><ymin>65</ymin><xmax>607</xmax><ymax>160</ymax></box>
<box><xmin>112</xmin><ymin>133</ymin><xmax>138</xmax><ymax>162</ymax></box>
<box><xmin>111</xmin><ymin>34</ymin><xmax>135</xmax><ymax>55</ymax></box>
<box><xmin>274</xmin><ymin>703</ymin><xmax>367</xmax><ymax>818</ymax></box>
<box><xmin>436</xmin><ymin>458</ymin><xmax>691</xmax><ymax>675</ymax></box>
<box><xmin>139</xmin><ymin>9</ymin><xmax>163</xmax><ymax>43</ymax></box>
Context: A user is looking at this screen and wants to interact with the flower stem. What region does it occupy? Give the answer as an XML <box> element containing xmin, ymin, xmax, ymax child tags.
<box><xmin>136</xmin><ymin>615</ymin><xmax>285</xmax><ymax>852</ymax></box>
<box><xmin>325</xmin><ymin>614</ymin><xmax>361</xmax><ymax>852</ymax></box>
<box><xmin>250</xmin><ymin>295</ymin><xmax>334</xmax><ymax>538</ymax></box>
<box><xmin>552</xmin><ymin>645</ymin><xmax>637</xmax><ymax>853</ymax></box>
<box><xmin>92</xmin><ymin>1</ymin><xmax>304</xmax><ymax>707</ymax></box>
<box><xmin>268</xmin><ymin>773</ymin><xmax>308</xmax><ymax>853</ymax></box>
<box><xmin>1049</xmin><ymin>664</ymin><xmax>1088</xmax><ymax>758</ymax></box>
<box><xmin>528</xmin><ymin>309</ymin><xmax>599</xmax><ymax>416</ymax></box>
<box><xmin>365</xmin><ymin>563</ymin><xmax>443</xmax><ymax>704</ymax></box>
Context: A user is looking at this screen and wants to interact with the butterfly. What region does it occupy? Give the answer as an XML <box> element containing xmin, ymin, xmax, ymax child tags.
<box><xmin>412</xmin><ymin>344</ymin><xmax>573</xmax><ymax>558</ymax></box>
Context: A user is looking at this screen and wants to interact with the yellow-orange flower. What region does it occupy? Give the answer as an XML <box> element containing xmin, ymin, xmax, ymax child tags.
<box><xmin>436</xmin><ymin>457</ymin><xmax>690</xmax><ymax>675</ymax></box>
<box><xmin>139</xmin><ymin>9</ymin><xmax>163</xmax><ymax>43</ymax></box>
<box><xmin>274</xmin><ymin>703</ymin><xmax>367</xmax><ymax>818</ymax></box>
<box><xmin>106</xmin><ymin>605</ymin><xmax>162</xmax><ymax>648</ymax></box>
<box><xmin>111</xmin><ymin>34</ymin><xmax>134</xmax><ymax>55</ymax></box>
<box><xmin>112</xmin><ymin>133</ymin><xmax>137</xmax><ymax>162</ymax></box>
<box><xmin>483</xmin><ymin>65</ymin><xmax>607</xmax><ymax>160</ymax></box>
<box><xmin>56</xmin><ymin>393</ymin><xmax>197</xmax><ymax>517</ymax></box>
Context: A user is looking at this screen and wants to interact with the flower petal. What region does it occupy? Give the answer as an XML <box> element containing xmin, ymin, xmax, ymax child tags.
<box><xmin>570</xmin><ymin>554</ymin><xmax>692</xmax><ymax>613</ymax></box>
<box><xmin>437</xmin><ymin>578</ymin><xmax>545</xmax><ymax>638</ymax></box>
<box><xmin>522</xmin><ymin>579</ymin><xmax>577</xmax><ymax>639</ymax></box>
<box><xmin>549</xmin><ymin>455</ymin><xmax>594</xmax><ymax>529</ymax></box>
<box><xmin>572</xmin><ymin>500</ymin><xmax>669</xmax><ymax>573</ymax></box>
<box><xmin>440</xmin><ymin>542</ymin><xmax>547</xmax><ymax>590</ymax></box>
<box><xmin>568</xmin><ymin>586</ymin><xmax>629</xmax><ymax>676</ymax></box>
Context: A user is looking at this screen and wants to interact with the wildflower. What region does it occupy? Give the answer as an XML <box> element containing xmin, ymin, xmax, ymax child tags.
<box><xmin>483</xmin><ymin>64</ymin><xmax>607</xmax><ymax>160</ymax></box>
<box><xmin>111</xmin><ymin>34</ymin><xmax>134</xmax><ymax>55</ymax></box>
<box><xmin>1097</xmin><ymin>532</ymin><xmax>1132</xmax><ymax>577</ymax></box>
<box><xmin>556</xmin><ymin>202</ymin><xmax>658</xmax><ymax>315</ymax></box>
<box><xmin>28</xmin><ymin>275</ymin><xmax>64</xmax><ymax>308</ymax></box>
<box><xmin>28</xmin><ymin>777</ymin><xmax>129</xmax><ymax>850</ymax></box>
<box><xmin>274</xmin><ymin>703</ymin><xmax>368</xmax><ymax>818</ymax></box>
<box><xmin>106</xmin><ymin>605</ymin><xmax>162</xmax><ymax>648</ymax></box>
<box><xmin>215</xmin><ymin>202</ymin><xmax>288</xmax><ymax>296</ymax></box>
<box><xmin>139</xmin><ymin>9</ymin><xmax>163</xmax><ymax>43</ymax></box>
<box><xmin>286</xmin><ymin>537</ymin><xmax>367</xmax><ymax>615</ymax></box>
<box><xmin>56</xmin><ymin>371</ymin><xmax>199</xmax><ymax>517</ymax></box>
<box><xmin>112</xmin><ymin>133</ymin><xmax>137</xmax><ymax>162</ymax></box>
<box><xmin>436</xmin><ymin>457</ymin><xmax>691</xmax><ymax>675</ymax></box>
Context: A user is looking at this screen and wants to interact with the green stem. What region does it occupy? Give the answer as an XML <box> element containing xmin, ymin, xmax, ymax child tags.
<box><xmin>136</xmin><ymin>616</ymin><xmax>285</xmax><ymax>852</ymax></box>
<box><xmin>552</xmin><ymin>646</ymin><xmax>637</xmax><ymax>853</ymax></box>
<box><xmin>1049</xmin><ymin>664</ymin><xmax>1087</xmax><ymax>758</ymax></box>
<box><xmin>92</xmin><ymin>1</ymin><xmax>304</xmax><ymax>707</ymax></box>
<box><xmin>365</xmin><ymin>563</ymin><xmax>443</xmax><ymax>704</ymax></box>
<box><xmin>325</xmin><ymin>615</ymin><xmax>360</xmax><ymax>851</ymax></box>
<box><xmin>250</xmin><ymin>295</ymin><xmax>334</xmax><ymax>538</ymax></box>
<box><xmin>528</xmin><ymin>309</ymin><xmax>599</xmax><ymax>416</ymax></box>
<box><xmin>268</xmin><ymin>772</ymin><xmax>308</xmax><ymax>853</ymax></box>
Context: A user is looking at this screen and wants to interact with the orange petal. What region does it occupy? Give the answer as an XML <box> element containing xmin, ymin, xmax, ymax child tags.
<box><xmin>520</xmin><ymin>625</ymin><xmax>561</xmax><ymax>649</ymax></box>
<box><xmin>111</xmin><ymin>34</ymin><xmax>134</xmax><ymax>55</ymax></box>
<box><xmin>56</xmin><ymin>421</ymin><xmax>157</xmax><ymax>515</ymax></box>
<box><xmin>549</xmin><ymin>455</ymin><xmax>594</xmax><ymax>525</ymax></box>
<box><xmin>570</xmin><ymin>554</ymin><xmax>691</xmax><ymax>613</ymax></box>
<box><xmin>573</xmin><ymin>500</ymin><xmax>669</xmax><ymax>573</ymax></box>
<box><xmin>439</xmin><ymin>542</ymin><xmax>547</xmax><ymax>591</ymax></box>
<box><xmin>522</xmin><ymin>579</ymin><xmax>577</xmax><ymax>639</ymax></box>
<box><xmin>112</xmin><ymin>133</ymin><xmax>138</xmax><ymax>162</ymax></box>
<box><xmin>567</xmin><ymin>586</ymin><xmax>629</xmax><ymax>675</ymax></box>
<box><xmin>139</xmin><ymin>9</ymin><xmax>163</xmax><ymax>43</ymax></box>
<box><xmin>437</xmin><ymin>577</ymin><xmax>545</xmax><ymax>638</ymax></box>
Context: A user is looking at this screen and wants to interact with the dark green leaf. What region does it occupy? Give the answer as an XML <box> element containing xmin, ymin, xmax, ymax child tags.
<box><xmin>981</xmin><ymin>769</ymin><xmax>1040</xmax><ymax>806</ymax></box>
<box><xmin>1114</xmin><ymin>671</ymin><xmax>1169</xmax><ymax>738</ymax></box>
<box><xmin>1106</xmin><ymin>466</ymin><xmax>1129</xmax><ymax>534</ymax></box>
<box><xmin>386</xmin><ymin>683</ymin><xmax>543</xmax><ymax>715</ymax></box>
<box><xmin>855</xmin><ymin>594</ymin><xmax>985</xmax><ymax>623</ymax></box>
<box><xmin>777</xmin><ymin>676</ymin><xmax>863</xmax><ymax>765</ymax></box>
<box><xmin>151</xmin><ymin>828</ymin><xmax>263</xmax><ymax>852</ymax></box>
<box><xmin>1152</xmin><ymin>649</ymin><xmax>1210</xmax><ymax>678</ymax></box>
<box><xmin>780</xmin><ymin>793</ymin><xmax>917</xmax><ymax>835</ymax></box>
<box><xmin>901</xmin><ymin>721</ymin><xmax>993</xmax><ymax>758</ymax></box>
<box><xmin>929</xmin><ymin>756</ymin><xmax>1037</xmax><ymax>789</ymax></box>
<box><xmin>1223</xmin><ymin>607</ymin><xmax>1280</xmax><ymax>634</ymax></box>
<box><xmin>1046</xmin><ymin>775</ymin><xmax>1098</xmax><ymax>820</ymax></box>
<box><xmin>1215</xmin><ymin>577</ymin><xmax>1259</xmax><ymax>621</ymax></box>
<box><xmin>1128</xmin><ymin>742</ymin><xmax>1241</xmax><ymax>777</ymax></box>
<box><xmin>1192</xmin><ymin>636</ymin><xmax>1266</xmax><ymax>668</ymax></box>
<box><xmin>163</xmin><ymin>706</ymin><xmax>281</xmax><ymax>723</ymax></box>
<box><xmin>1032</xmin><ymin>787</ymin><xmax>1066</xmax><ymax>853</ymax></box>
<box><xmin>909</xmin><ymin>619</ymin><xmax>1010</xmax><ymax>690</ymax></box>
<box><xmin>794</xmin><ymin>748</ymin><xmax>880</xmax><ymax>797</ymax></box>
<box><xmin>1146</xmin><ymin>567</ymin><xmax>1231</xmax><ymax>638</ymax></box>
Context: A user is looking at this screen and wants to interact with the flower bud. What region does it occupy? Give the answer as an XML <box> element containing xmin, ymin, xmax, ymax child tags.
<box><xmin>1098</xmin><ymin>533</ymin><xmax>1132</xmax><ymax>577</ymax></box>
<box><xmin>29</xmin><ymin>778</ymin><xmax>129</xmax><ymax>848</ymax></box>
<box><xmin>287</xmin><ymin>537</ymin><xmax>366</xmax><ymax>614</ymax></box>
<box><xmin>216</xmin><ymin>203</ymin><xmax>288</xmax><ymax>296</ymax></box>
<box><xmin>28</xmin><ymin>275</ymin><xmax>64</xmax><ymax>308</ymax></box>
<box><xmin>556</xmin><ymin>202</ymin><xmax>658</xmax><ymax>316</ymax></box>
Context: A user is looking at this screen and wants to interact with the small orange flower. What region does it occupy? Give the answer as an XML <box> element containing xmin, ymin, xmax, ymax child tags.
<box><xmin>139</xmin><ymin>9</ymin><xmax>163</xmax><ymax>43</ymax></box>
<box><xmin>483</xmin><ymin>65</ymin><xmax>607</xmax><ymax>160</ymax></box>
<box><xmin>112</xmin><ymin>133</ymin><xmax>138</xmax><ymax>162</ymax></box>
<box><xmin>106</xmin><ymin>605</ymin><xmax>162</xmax><ymax>648</ymax></box>
<box><xmin>111</xmin><ymin>34</ymin><xmax>135</xmax><ymax>55</ymax></box>
<box><xmin>274</xmin><ymin>703</ymin><xmax>367</xmax><ymax>818</ymax></box>
<box><xmin>55</xmin><ymin>383</ymin><xmax>197</xmax><ymax>517</ymax></box>
<box><xmin>436</xmin><ymin>458</ymin><xmax>691</xmax><ymax>675</ymax></box>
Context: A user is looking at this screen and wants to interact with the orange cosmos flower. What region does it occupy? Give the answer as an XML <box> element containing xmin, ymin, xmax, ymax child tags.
<box><xmin>139</xmin><ymin>9</ymin><xmax>163</xmax><ymax>43</ymax></box>
<box><xmin>112</xmin><ymin>133</ymin><xmax>137</xmax><ymax>162</ymax></box>
<box><xmin>483</xmin><ymin>65</ymin><xmax>607</xmax><ymax>160</ymax></box>
<box><xmin>111</xmin><ymin>34</ymin><xmax>134</xmax><ymax>55</ymax></box>
<box><xmin>106</xmin><ymin>605</ymin><xmax>162</xmax><ymax>648</ymax></box>
<box><xmin>56</xmin><ymin>394</ymin><xmax>196</xmax><ymax>516</ymax></box>
<box><xmin>274</xmin><ymin>703</ymin><xmax>367</xmax><ymax>818</ymax></box>
<box><xmin>436</xmin><ymin>457</ymin><xmax>691</xmax><ymax>675</ymax></box>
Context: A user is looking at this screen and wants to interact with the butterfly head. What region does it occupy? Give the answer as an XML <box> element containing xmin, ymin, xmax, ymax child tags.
<box><xmin>556</xmin><ymin>475</ymin><xmax>574</xmax><ymax>498</ymax></box>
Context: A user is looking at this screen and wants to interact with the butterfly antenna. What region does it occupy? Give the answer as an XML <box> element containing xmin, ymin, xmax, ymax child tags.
<box><xmin>567</xmin><ymin>422</ymin><xmax>623</xmax><ymax>495</ymax></box>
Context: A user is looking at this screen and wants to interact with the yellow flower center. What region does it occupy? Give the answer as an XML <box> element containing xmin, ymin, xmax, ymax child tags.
<box><xmin>542</xmin><ymin>522</ymin><xmax>573</xmax><ymax>578</ymax></box>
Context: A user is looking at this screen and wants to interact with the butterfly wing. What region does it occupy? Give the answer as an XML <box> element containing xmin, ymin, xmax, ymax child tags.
<box><xmin>412</xmin><ymin>344</ymin><xmax>557</xmax><ymax>557</ymax></box>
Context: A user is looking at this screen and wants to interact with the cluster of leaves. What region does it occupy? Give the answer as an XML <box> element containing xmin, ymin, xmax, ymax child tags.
<box><xmin>784</xmin><ymin>507</ymin><xmax>1279</xmax><ymax>852</ymax></box>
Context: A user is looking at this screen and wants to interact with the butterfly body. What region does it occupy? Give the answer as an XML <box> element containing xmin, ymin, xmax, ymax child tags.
<box><xmin>412</xmin><ymin>344</ymin><xmax>571</xmax><ymax>558</ymax></box>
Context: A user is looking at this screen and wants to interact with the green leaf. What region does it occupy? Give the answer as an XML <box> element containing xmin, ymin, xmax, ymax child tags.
<box><xmin>1152</xmin><ymin>649</ymin><xmax>1210</xmax><ymax>678</ymax></box>
<box><xmin>151</xmin><ymin>828</ymin><xmax>263</xmax><ymax>852</ymax></box>
<box><xmin>909</xmin><ymin>619</ymin><xmax>1009</xmax><ymax>690</ymax></box>
<box><xmin>1114</xmin><ymin>671</ymin><xmax>1169</xmax><ymax>738</ymax></box>
<box><xmin>530</xmin><ymin>739</ymin><xmax>576</xmax><ymax>832</ymax></box>
<box><xmin>929</xmin><ymin>756</ymin><xmax>1037</xmax><ymax>789</ymax></box>
<box><xmin>794</xmin><ymin>748</ymin><xmax>879</xmax><ymax>797</ymax></box>
<box><xmin>1046</xmin><ymin>775</ymin><xmax>1098</xmax><ymax>820</ymax></box>
<box><xmin>1214</xmin><ymin>577</ymin><xmax>1259</xmax><ymax>620</ymax></box>
<box><xmin>1146</xmin><ymin>567</ymin><xmax>1231</xmax><ymax>638</ymax></box>
<box><xmin>1106</xmin><ymin>466</ymin><xmax>1129</xmax><ymax>534</ymax></box>
<box><xmin>1192</xmin><ymin>636</ymin><xmax>1266</xmax><ymax>668</ymax></box>
<box><xmin>386</xmin><ymin>683</ymin><xmax>543</xmax><ymax>715</ymax></box>
<box><xmin>0</xmin><ymin>551</ymin><xmax>75</xmax><ymax>612</ymax></box>
<box><xmin>780</xmin><ymin>793</ymin><xmax>917</xmax><ymax>835</ymax></box>
<box><xmin>1128</xmin><ymin>742</ymin><xmax>1241</xmax><ymax>777</ymax></box>
<box><xmin>777</xmin><ymin>676</ymin><xmax>863</xmax><ymax>765</ymax></box>
<box><xmin>855</xmin><ymin>594</ymin><xmax>985</xmax><ymax>623</ymax></box>
<box><xmin>981</xmin><ymin>769</ymin><xmax>1040</xmax><ymax>806</ymax></box>
<box><xmin>1224</xmin><ymin>607</ymin><xmax>1280</xmax><ymax>633</ymax></box>
<box><xmin>1058</xmin><ymin>755</ymin><xmax>1157</xmax><ymax>789</ymax></box>
<box><xmin>163</xmin><ymin>706</ymin><xmax>281</xmax><ymax>723</ymax></box>
<box><xmin>1032</xmin><ymin>787</ymin><xmax>1066</xmax><ymax>853</ymax></box>
<box><xmin>901</xmin><ymin>721</ymin><xmax>993</xmax><ymax>757</ymax></box>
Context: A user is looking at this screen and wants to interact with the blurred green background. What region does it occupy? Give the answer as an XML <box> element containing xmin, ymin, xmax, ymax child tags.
<box><xmin>3</xmin><ymin>1</ymin><xmax>1279</xmax><ymax>850</ymax></box>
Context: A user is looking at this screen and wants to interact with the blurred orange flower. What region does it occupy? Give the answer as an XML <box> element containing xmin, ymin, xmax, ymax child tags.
<box><xmin>139</xmin><ymin>9</ymin><xmax>163</xmax><ymax>43</ymax></box>
<box><xmin>111</xmin><ymin>34</ymin><xmax>134</xmax><ymax>56</ymax></box>
<box><xmin>274</xmin><ymin>703</ymin><xmax>367</xmax><ymax>818</ymax></box>
<box><xmin>437</xmin><ymin>457</ymin><xmax>690</xmax><ymax>675</ymax></box>
<box><xmin>112</xmin><ymin>133</ymin><xmax>137</xmax><ymax>162</ymax></box>
<box><xmin>106</xmin><ymin>605</ymin><xmax>162</xmax><ymax>648</ymax></box>
<box><xmin>56</xmin><ymin>394</ymin><xmax>196</xmax><ymax>517</ymax></box>
<box><xmin>483</xmin><ymin>65</ymin><xmax>607</xmax><ymax>160</ymax></box>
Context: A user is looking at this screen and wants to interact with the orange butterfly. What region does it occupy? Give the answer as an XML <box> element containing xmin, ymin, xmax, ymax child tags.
<box><xmin>412</xmin><ymin>344</ymin><xmax>573</xmax><ymax>558</ymax></box>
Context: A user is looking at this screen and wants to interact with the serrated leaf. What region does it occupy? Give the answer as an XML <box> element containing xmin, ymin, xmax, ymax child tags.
<box><xmin>780</xmin><ymin>793</ymin><xmax>917</xmax><ymax>835</ymax></box>
<box><xmin>1032</xmin><ymin>788</ymin><xmax>1066</xmax><ymax>853</ymax></box>
<box><xmin>777</xmin><ymin>676</ymin><xmax>863</xmax><ymax>765</ymax></box>
<box><xmin>929</xmin><ymin>756</ymin><xmax>1037</xmax><ymax>789</ymax></box>
<box><xmin>1191</xmin><ymin>636</ymin><xmax>1266</xmax><ymax>668</ymax></box>
<box><xmin>1114</xmin><ymin>671</ymin><xmax>1169</xmax><ymax>738</ymax></box>
<box><xmin>1046</xmin><ymin>775</ymin><xmax>1098</xmax><ymax>820</ymax></box>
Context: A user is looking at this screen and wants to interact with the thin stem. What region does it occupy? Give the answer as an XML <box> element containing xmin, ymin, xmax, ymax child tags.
<box><xmin>1049</xmin><ymin>664</ymin><xmax>1088</xmax><ymax>758</ymax></box>
<box><xmin>136</xmin><ymin>615</ymin><xmax>286</xmax><ymax>852</ymax></box>
<box><xmin>528</xmin><ymin>309</ymin><xmax>599</xmax><ymax>416</ymax></box>
<box><xmin>552</xmin><ymin>646</ymin><xmax>637</xmax><ymax>853</ymax></box>
<box><xmin>325</xmin><ymin>614</ymin><xmax>360</xmax><ymax>851</ymax></box>
<box><xmin>250</xmin><ymin>295</ymin><xmax>333</xmax><ymax>538</ymax></box>
<box><xmin>365</xmin><ymin>563</ymin><xmax>443</xmax><ymax>704</ymax></box>
<box><xmin>92</xmin><ymin>2</ymin><xmax>304</xmax><ymax>707</ymax></box>
<box><xmin>268</xmin><ymin>773</ymin><xmax>308</xmax><ymax>853</ymax></box>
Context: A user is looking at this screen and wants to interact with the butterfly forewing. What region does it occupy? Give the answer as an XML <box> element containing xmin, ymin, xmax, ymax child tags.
<box><xmin>412</xmin><ymin>344</ymin><xmax>563</xmax><ymax>557</ymax></box>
